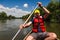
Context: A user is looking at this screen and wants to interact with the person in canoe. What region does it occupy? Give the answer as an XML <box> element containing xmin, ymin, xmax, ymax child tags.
<box><xmin>20</xmin><ymin>2</ymin><xmax>57</xmax><ymax>40</ymax></box>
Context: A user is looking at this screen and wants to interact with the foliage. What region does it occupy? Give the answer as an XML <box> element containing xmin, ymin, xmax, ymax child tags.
<box><xmin>8</xmin><ymin>15</ymin><xmax>16</xmax><ymax>19</ymax></box>
<box><xmin>0</xmin><ymin>12</ymin><xmax>7</xmax><ymax>19</ymax></box>
<box><xmin>22</xmin><ymin>0</ymin><xmax>60</xmax><ymax>23</ymax></box>
<box><xmin>0</xmin><ymin>11</ymin><xmax>19</xmax><ymax>20</ymax></box>
<box><xmin>22</xmin><ymin>14</ymin><xmax>30</xmax><ymax>19</ymax></box>
<box><xmin>46</xmin><ymin>0</ymin><xmax>60</xmax><ymax>22</ymax></box>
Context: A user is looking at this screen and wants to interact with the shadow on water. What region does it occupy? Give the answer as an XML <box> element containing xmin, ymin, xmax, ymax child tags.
<box><xmin>46</xmin><ymin>22</ymin><xmax>60</xmax><ymax>39</ymax></box>
<box><xmin>0</xmin><ymin>20</ymin><xmax>7</xmax><ymax>23</ymax></box>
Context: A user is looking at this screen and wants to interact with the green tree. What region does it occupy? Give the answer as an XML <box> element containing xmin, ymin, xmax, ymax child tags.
<box><xmin>8</xmin><ymin>15</ymin><xmax>16</xmax><ymax>19</ymax></box>
<box><xmin>0</xmin><ymin>11</ymin><xmax>7</xmax><ymax>19</ymax></box>
<box><xmin>46</xmin><ymin>0</ymin><xmax>60</xmax><ymax>22</ymax></box>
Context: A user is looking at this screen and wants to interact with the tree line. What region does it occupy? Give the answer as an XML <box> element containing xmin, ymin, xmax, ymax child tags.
<box><xmin>0</xmin><ymin>11</ymin><xmax>20</xmax><ymax>20</ymax></box>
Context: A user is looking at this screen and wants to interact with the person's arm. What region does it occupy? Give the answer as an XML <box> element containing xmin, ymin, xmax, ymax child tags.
<box><xmin>20</xmin><ymin>21</ymin><xmax>32</xmax><ymax>30</ymax></box>
<box><xmin>38</xmin><ymin>2</ymin><xmax>50</xmax><ymax>19</ymax></box>
<box><xmin>23</xmin><ymin>21</ymin><xmax>32</xmax><ymax>28</ymax></box>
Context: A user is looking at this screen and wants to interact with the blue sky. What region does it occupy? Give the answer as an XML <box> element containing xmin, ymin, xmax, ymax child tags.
<box><xmin>0</xmin><ymin>0</ymin><xmax>50</xmax><ymax>17</ymax></box>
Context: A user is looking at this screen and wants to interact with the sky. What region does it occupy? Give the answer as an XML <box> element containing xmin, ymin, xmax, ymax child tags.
<box><xmin>0</xmin><ymin>0</ymin><xmax>50</xmax><ymax>17</ymax></box>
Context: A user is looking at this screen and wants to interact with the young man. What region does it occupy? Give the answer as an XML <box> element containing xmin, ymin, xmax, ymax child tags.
<box><xmin>20</xmin><ymin>2</ymin><xmax>57</xmax><ymax>40</ymax></box>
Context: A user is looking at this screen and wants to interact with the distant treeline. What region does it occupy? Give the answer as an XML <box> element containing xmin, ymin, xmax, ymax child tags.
<box><xmin>0</xmin><ymin>11</ymin><xmax>21</xmax><ymax>20</ymax></box>
<box><xmin>21</xmin><ymin>0</ymin><xmax>60</xmax><ymax>23</ymax></box>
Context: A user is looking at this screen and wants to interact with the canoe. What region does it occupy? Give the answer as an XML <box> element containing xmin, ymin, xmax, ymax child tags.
<box><xmin>23</xmin><ymin>30</ymin><xmax>60</xmax><ymax>40</ymax></box>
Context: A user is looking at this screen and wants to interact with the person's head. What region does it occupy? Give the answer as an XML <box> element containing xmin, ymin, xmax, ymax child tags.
<box><xmin>34</xmin><ymin>9</ymin><xmax>40</xmax><ymax>16</ymax></box>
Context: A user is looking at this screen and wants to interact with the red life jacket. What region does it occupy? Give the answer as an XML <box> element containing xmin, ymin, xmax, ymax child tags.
<box><xmin>32</xmin><ymin>16</ymin><xmax>46</xmax><ymax>33</ymax></box>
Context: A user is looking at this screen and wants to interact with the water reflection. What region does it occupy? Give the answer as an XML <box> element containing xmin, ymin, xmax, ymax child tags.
<box><xmin>0</xmin><ymin>19</ymin><xmax>24</xmax><ymax>31</ymax></box>
<box><xmin>0</xmin><ymin>19</ymin><xmax>60</xmax><ymax>40</ymax></box>
<box><xmin>0</xmin><ymin>20</ymin><xmax>7</xmax><ymax>23</ymax></box>
<box><xmin>0</xmin><ymin>19</ymin><xmax>26</xmax><ymax>40</ymax></box>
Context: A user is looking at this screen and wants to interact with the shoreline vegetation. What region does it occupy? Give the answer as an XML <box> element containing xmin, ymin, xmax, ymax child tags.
<box><xmin>0</xmin><ymin>0</ymin><xmax>60</xmax><ymax>23</ymax></box>
<box><xmin>0</xmin><ymin>11</ymin><xmax>22</xmax><ymax>20</ymax></box>
<box><xmin>21</xmin><ymin>0</ymin><xmax>60</xmax><ymax>23</ymax></box>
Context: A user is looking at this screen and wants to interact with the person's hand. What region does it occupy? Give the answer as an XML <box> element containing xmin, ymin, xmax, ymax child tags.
<box><xmin>37</xmin><ymin>2</ymin><xmax>42</xmax><ymax>7</ymax></box>
<box><xmin>19</xmin><ymin>24</ymin><xmax>25</xmax><ymax>30</ymax></box>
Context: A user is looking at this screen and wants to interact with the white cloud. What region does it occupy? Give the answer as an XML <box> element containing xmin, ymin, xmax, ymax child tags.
<box><xmin>0</xmin><ymin>4</ymin><xmax>30</xmax><ymax>17</ymax></box>
<box><xmin>23</xmin><ymin>3</ymin><xmax>28</xmax><ymax>8</ymax></box>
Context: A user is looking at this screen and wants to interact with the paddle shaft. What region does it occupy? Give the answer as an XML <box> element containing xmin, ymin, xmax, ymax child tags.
<box><xmin>12</xmin><ymin>5</ymin><xmax>38</xmax><ymax>40</ymax></box>
<box><xmin>23</xmin><ymin>30</ymin><xmax>32</xmax><ymax>40</ymax></box>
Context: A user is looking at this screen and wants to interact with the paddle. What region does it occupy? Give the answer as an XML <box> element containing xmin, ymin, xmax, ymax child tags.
<box><xmin>23</xmin><ymin>30</ymin><xmax>32</xmax><ymax>40</ymax></box>
<box><xmin>12</xmin><ymin>5</ymin><xmax>38</xmax><ymax>40</ymax></box>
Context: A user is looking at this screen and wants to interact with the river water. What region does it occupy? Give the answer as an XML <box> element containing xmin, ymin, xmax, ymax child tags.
<box><xmin>0</xmin><ymin>19</ymin><xmax>60</xmax><ymax>40</ymax></box>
